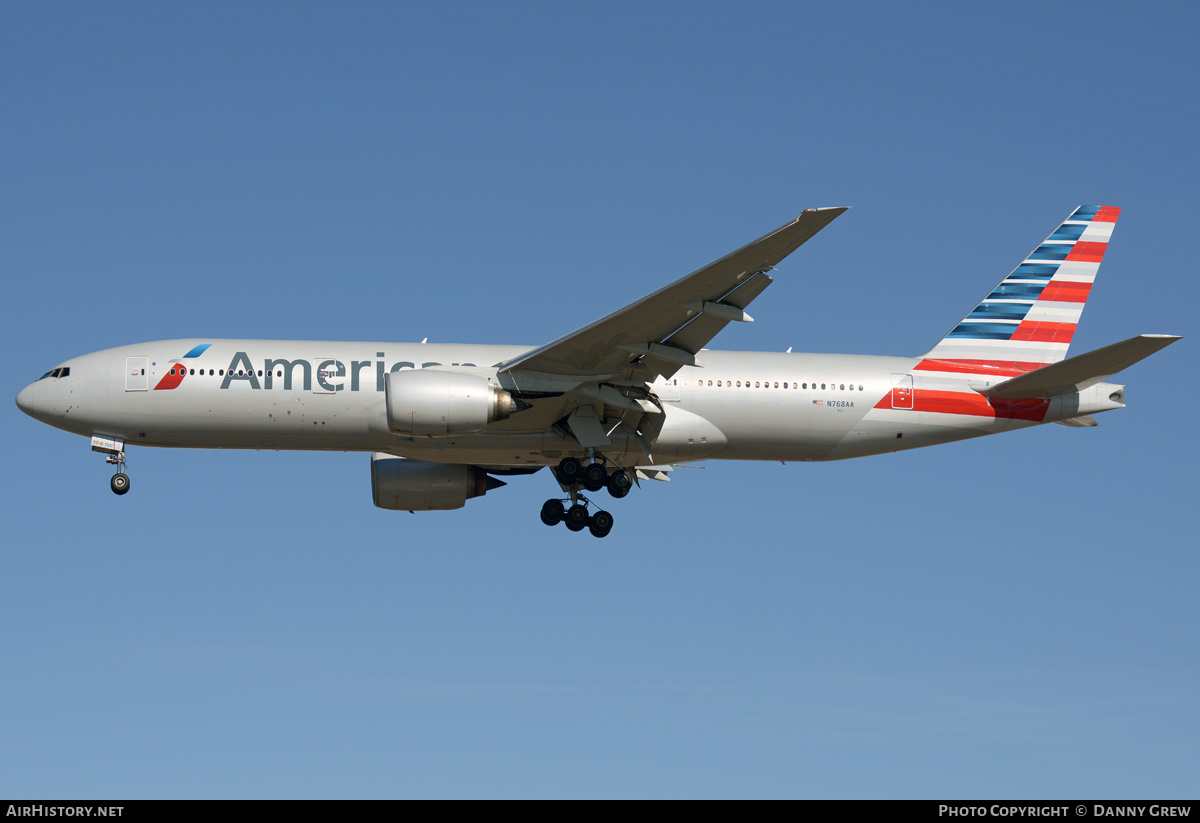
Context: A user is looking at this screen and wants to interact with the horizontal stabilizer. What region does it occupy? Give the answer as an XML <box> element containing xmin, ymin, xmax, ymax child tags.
<box><xmin>977</xmin><ymin>334</ymin><xmax>1181</xmax><ymax>399</ymax></box>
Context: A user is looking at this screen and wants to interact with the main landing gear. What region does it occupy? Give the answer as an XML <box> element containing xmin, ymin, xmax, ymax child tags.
<box><xmin>539</xmin><ymin>495</ymin><xmax>613</xmax><ymax>538</ymax></box>
<box><xmin>553</xmin><ymin>456</ymin><xmax>632</xmax><ymax>498</ymax></box>
<box><xmin>538</xmin><ymin>455</ymin><xmax>632</xmax><ymax>538</ymax></box>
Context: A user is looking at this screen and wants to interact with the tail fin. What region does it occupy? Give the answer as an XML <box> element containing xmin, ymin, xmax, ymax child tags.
<box><xmin>923</xmin><ymin>205</ymin><xmax>1120</xmax><ymax>370</ymax></box>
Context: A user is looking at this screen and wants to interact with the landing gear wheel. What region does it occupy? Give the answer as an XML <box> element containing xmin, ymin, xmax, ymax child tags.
<box><xmin>582</xmin><ymin>462</ymin><xmax>608</xmax><ymax>492</ymax></box>
<box><xmin>110</xmin><ymin>473</ymin><xmax>130</xmax><ymax>496</ymax></box>
<box><xmin>564</xmin><ymin>504</ymin><xmax>590</xmax><ymax>532</ymax></box>
<box><xmin>607</xmin><ymin>469</ymin><xmax>632</xmax><ymax>499</ymax></box>
<box><xmin>540</xmin><ymin>498</ymin><xmax>565</xmax><ymax>526</ymax></box>
<box><xmin>557</xmin><ymin>457</ymin><xmax>583</xmax><ymax>484</ymax></box>
<box><xmin>588</xmin><ymin>510</ymin><xmax>614</xmax><ymax>538</ymax></box>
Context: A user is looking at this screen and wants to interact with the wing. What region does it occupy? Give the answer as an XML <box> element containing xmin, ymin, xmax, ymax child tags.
<box><xmin>497</xmin><ymin>208</ymin><xmax>848</xmax><ymax>381</ymax></box>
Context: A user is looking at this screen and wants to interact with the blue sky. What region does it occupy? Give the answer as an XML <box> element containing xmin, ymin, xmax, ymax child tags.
<box><xmin>2</xmin><ymin>1</ymin><xmax>1196</xmax><ymax>799</ymax></box>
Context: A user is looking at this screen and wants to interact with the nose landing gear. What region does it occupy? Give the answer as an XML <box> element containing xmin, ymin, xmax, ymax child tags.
<box><xmin>91</xmin><ymin>435</ymin><xmax>130</xmax><ymax>496</ymax></box>
<box><xmin>106</xmin><ymin>451</ymin><xmax>130</xmax><ymax>495</ymax></box>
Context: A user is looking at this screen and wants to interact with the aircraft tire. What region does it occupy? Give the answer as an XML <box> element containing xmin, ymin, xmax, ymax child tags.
<box><xmin>589</xmin><ymin>510</ymin><xmax>613</xmax><ymax>538</ymax></box>
<box><xmin>565</xmin><ymin>504</ymin><xmax>589</xmax><ymax>531</ymax></box>
<box><xmin>606</xmin><ymin>469</ymin><xmax>632</xmax><ymax>498</ymax></box>
<box><xmin>540</xmin><ymin>499</ymin><xmax>565</xmax><ymax>526</ymax></box>
<box><xmin>557</xmin><ymin>457</ymin><xmax>583</xmax><ymax>484</ymax></box>
<box><xmin>582</xmin><ymin>462</ymin><xmax>607</xmax><ymax>492</ymax></box>
<box><xmin>110</xmin><ymin>473</ymin><xmax>130</xmax><ymax>496</ymax></box>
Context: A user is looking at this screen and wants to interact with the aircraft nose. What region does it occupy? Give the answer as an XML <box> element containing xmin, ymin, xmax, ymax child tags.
<box><xmin>15</xmin><ymin>382</ymin><xmax>37</xmax><ymax>416</ymax></box>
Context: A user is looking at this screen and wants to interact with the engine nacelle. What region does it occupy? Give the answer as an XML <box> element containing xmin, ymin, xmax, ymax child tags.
<box><xmin>371</xmin><ymin>454</ymin><xmax>506</xmax><ymax>511</ymax></box>
<box><xmin>385</xmin><ymin>370</ymin><xmax>517</xmax><ymax>437</ymax></box>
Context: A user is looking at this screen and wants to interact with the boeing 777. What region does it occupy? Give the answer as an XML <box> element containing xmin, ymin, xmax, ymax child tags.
<box><xmin>15</xmin><ymin>206</ymin><xmax>1180</xmax><ymax>537</ymax></box>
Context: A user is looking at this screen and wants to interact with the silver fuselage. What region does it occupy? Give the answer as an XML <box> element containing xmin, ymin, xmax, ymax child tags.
<box><xmin>18</xmin><ymin>338</ymin><xmax>1116</xmax><ymax>468</ymax></box>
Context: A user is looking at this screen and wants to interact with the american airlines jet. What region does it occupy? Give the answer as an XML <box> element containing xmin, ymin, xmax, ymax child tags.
<box><xmin>16</xmin><ymin>206</ymin><xmax>1180</xmax><ymax>537</ymax></box>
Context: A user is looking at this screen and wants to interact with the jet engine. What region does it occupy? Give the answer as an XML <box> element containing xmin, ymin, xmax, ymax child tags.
<box><xmin>370</xmin><ymin>453</ymin><xmax>506</xmax><ymax>511</ymax></box>
<box><xmin>385</xmin><ymin>370</ymin><xmax>518</xmax><ymax>437</ymax></box>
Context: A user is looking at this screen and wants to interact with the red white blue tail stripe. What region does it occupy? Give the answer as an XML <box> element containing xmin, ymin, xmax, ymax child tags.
<box><xmin>922</xmin><ymin>206</ymin><xmax>1119</xmax><ymax>372</ymax></box>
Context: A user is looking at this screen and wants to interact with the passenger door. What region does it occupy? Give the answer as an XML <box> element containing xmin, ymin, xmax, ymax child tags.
<box><xmin>891</xmin><ymin>373</ymin><xmax>913</xmax><ymax>409</ymax></box>
<box><xmin>125</xmin><ymin>356</ymin><xmax>149</xmax><ymax>391</ymax></box>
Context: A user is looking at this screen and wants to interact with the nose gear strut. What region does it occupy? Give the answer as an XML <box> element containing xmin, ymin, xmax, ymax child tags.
<box><xmin>92</xmin><ymin>435</ymin><xmax>131</xmax><ymax>496</ymax></box>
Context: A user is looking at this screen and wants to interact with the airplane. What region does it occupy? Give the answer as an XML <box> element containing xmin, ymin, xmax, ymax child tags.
<box><xmin>15</xmin><ymin>205</ymin><xmax>1181</xmax><ymax>537</ymax></box>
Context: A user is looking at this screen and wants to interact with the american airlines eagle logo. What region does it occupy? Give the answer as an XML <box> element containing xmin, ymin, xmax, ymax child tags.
<box><xmin>152</xmin><ymin>344</ymin><xmax>211</xmax><ymax>390</ymax></box>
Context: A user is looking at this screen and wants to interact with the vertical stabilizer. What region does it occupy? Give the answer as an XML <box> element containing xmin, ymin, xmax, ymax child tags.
<box><xmin>922</xmin><ymin>206</ymin><xmax>1120</xmax><ymax>370</ymax></box>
